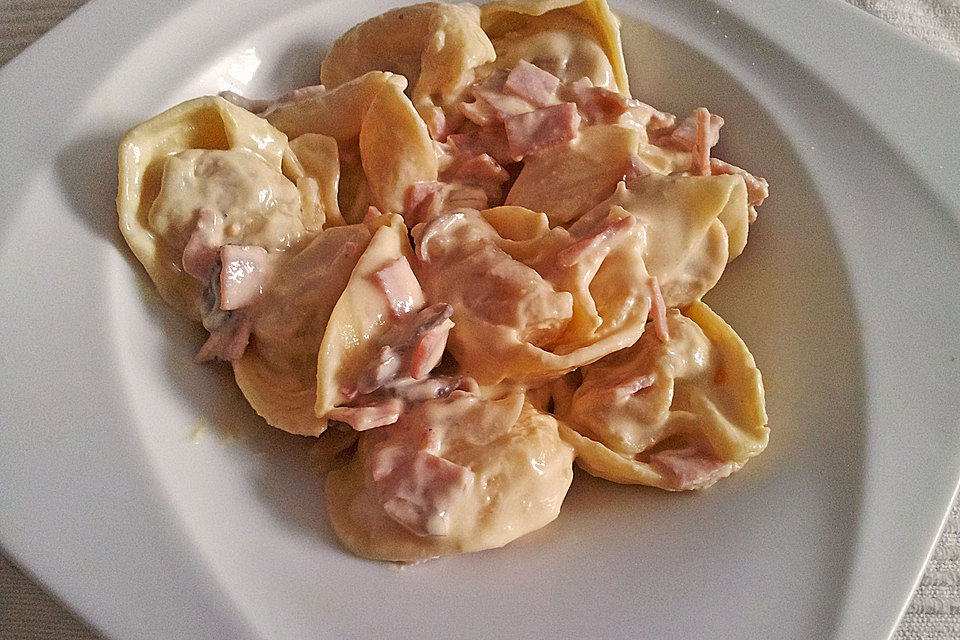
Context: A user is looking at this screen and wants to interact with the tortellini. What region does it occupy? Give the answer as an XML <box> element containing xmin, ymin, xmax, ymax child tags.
<box><xmin>117</xmin><ymin>0</ymin><xmax>771</xmax><ymax>563</ymax></box>
<box><xmin>117</xmin><ymin>96</ymin><xmax>307</xmax><ymax>319</ymax></box>
<box><xmin>326</xmin><ymin>389</ymin><xmax>574</xmax><ymax>561</ymax></box>
<box><xmin>321</xmin><ymin>2</ymin><xmax>497</xmax><ymax>138</ymax></box>
<box><xmin>480</xmin><ymin>0</ymin><xmax>629</xmax><ymax>93</ymax></box>
<box><xmin>552</xmin><ymin>302</ymin><xmax>767</xmax><ymax>490</ymax></box>
<box><xmin>413</xmin><ymin>206</ymin><xmax>653</xmax><ymax>384</ymax></box>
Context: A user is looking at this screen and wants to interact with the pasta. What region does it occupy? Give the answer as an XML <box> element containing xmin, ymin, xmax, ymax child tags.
<box><xmin>117</xmin><ymin>0</ymin><xmax>771</xmax><ymax>562</ymax></box>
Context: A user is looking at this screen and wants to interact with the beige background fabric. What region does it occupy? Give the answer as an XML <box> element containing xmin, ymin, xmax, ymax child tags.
<box><xmin>0</xmin><ymin>0</ymin><xmax>958</xmax><ymax>638</ymax></box>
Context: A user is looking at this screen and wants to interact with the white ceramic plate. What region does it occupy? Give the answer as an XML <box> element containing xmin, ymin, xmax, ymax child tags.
<box><xmin>1</xmin><ymin>0</ymin><xmax>958</xmax><ymax>638</ymax></box>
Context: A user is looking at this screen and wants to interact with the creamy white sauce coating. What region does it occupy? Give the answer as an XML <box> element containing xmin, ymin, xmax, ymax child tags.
<box><xmin>117</xmin><ymin>0</ymin><xmax>770</xmax><ymax>562</ymax></box>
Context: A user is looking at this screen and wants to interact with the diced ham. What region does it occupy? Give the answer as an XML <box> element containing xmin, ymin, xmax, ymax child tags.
<box><xmin>648</xmin><ymin>446</ymin><xmax>731</xmax><ymax>490</ymax></box>
<box><xmin>504</xmin><ymin>60</ymin><xmax>561</xmax><ymax>108</ymax></box>
<box><xmin>556</xmin><ymin>215</ymin><xmax>634</xmax><ymax>268</ymax></box>
<box><xmin>624</xmin><ymin>155</ymin><xmax>651</xmax><ymax>181</ymax></box>
<box><xmin>409</xmin><ymin>318</ymin><xmax>454</xmax><ymax>379</ymax></box>
<box><xmin>447</xmin><ymin>128</ymin><xmax>515</xmax><ymax>166</ymax></box>
<box><xmin>374</xmin><ymin>257</ymin><xmax>426</xmax><ymax>318</ymax></box>
<box><xmin>473</xmin><ymin>70</ymin><xmax>537</xmax><ymax>120</ymax></box>
<box><xmin>404</xmin><ymin>181</ymin><xmax>444</xmax><ymax>223</ymax></box>
<box><xmin>423</xmin><ymin>106</ymin><xmax>449</xmax><ymax>141</ymax></box>
<box><xmin>326</xmin><ymin>398</ymin><xmax>404</xmax><ymax>431</ymax></box>
<box><xmin>194</xmin><ymin>312</ymin><xmax>251</xmax><ymax>362</ymax></box>
<box><xmin>219</xmin><ymin>245</ymin><xmax>269</xmax><ymax>311</ymax></box>
<box><xmin>375</xmin><ymin>449</ymin><xmax>475</xmax><ymax>536</ymax></box>
<box><xmin>453</xmin><ymin>153</ymin><xmax>510</xmax><ymax>190</ymax></box>
<box><xmin>504</xmin><ymin>102</ymin><xmax>581</xmax><ymax>160</ymax></box>
<box><xmin>182</xmin><ymin>208</ymin><xmax>223</xmax><ymax>280</ymax></box>
<box><xmin>565</xmin><ymin>77</ymin><xmax>632</xmax><ymax>125</ymax></box>
<box><xmin>357</xmin><ymin>304</ymin><xmax>454</xmax><ymax>393</ymax></box>
<box><xmin>710</xmin><ymin>158</ymin><xmax>769</xmax><ymax>209</ymax></box>
<box><xmin>649</xmin><ymin>276</ymin><xmax>669</xmax><ymax>342</ymax></box>
<box><xmin>604</xmin><ymin>374</ymin><xmax>656</xmax><ymax>403</ymax></box>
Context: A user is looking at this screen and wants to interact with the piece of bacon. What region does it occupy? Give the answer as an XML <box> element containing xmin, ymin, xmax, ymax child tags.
<box><xmin>194</xmin><ymin>312</ymin><xmax>252</xmax><ymax>363</ymax></box>
<box><xmin>649</xmin><ymin>276</ymin><xmax>669</xmax><ymax>342</ymax></box>
<box><xmin>647</xmin><ymin>446</ymin><xmax>731</xmax><ymax>490</ymax></box>
<box><xmin>363</xmin><ymin>205</ymin><xmax>385</xmax><ymax>224</ymax></box>
<box><xmin>219</xmin><ymin>245</ymin><xmax>269</xmax><ymax>311</ymax></box>
<box><xmin>691</xmin><ymin>107</ymin><xmax>716</xmax><ymax>176</ymax></box>
<box><xmin>556</xmin><ymin>215</ymin><xmax>634</xmax><ymax>268</ymax></box>
<box><xmin>326</xmin><ymin>398</ymin><xmax>404</xmax><ymax>431</ymax></box>
<box><xmin>504</xmin><ymin>102</ymin><xmax>581</xmax><ymax>160</ymax></box>
<box><xmin>182</xmin><ymin>208</ymin><xmax>223</xmax><ymax>280</ymax></box>
<box><xmin>374</xmin><ymin>257</ymin><xmax>426</xmax><ymax>318</ymax></box>
<box><xmin>656</xmin><ymin>108</ymin><xmax>724</xmax><ymax>152</ymax></box>
<box><xmin>504</xmin><ymin>60</ymin><xmax>561</xmax><ymax>108</ymax></box>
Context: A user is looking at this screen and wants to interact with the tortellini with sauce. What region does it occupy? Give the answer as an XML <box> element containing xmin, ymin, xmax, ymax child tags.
<box><xmin>551</xmin><ymin>302</ymin><xmax>768</xmax><ymax>490</ymax></box>
<box><xmin>117</xmin><ymin>0</ymin><xmax>771</xmax><ymax>562</ymax></box>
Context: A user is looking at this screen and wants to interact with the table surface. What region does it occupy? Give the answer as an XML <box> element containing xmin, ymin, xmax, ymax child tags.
<box><xmin>1</xmin><ymin>0</ymin><xmax>958</xmax><ymax>638</ymax></box>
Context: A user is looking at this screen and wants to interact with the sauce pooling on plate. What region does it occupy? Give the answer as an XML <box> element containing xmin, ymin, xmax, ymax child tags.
<box><xmin>117</xmin><ymin>0</ymin><xmax>770</xmax><ymax>562</ymax></box>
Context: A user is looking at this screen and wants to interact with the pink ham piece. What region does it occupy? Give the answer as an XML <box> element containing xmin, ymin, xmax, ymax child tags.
<box><xmin>556</xmin><ymin>215</ymin><xmax>634</xmax><ymax>268</ymax></box>
<box><xmin>357</xmin><ymin>304</ymin><xmax>455</xmax><ymax>394</ymax></box>
<box><xmin>372</xmin><ymin>447</ymin><xmax>475</xmax><ymax>536</ymax></box>
<box><xmin>473</xmin><ymin>70</ymin><xmax>537</xmax><ymax>121</ymax></box>
<box><xmin>195</xmin><ymin>312</ymin><xmax>252</xmax><ymax>363</ymax></box>
<box><xmin>327</xmin><ymin>398</ymin><xmax>404</xmax><ymax>431</ymax></box>
<box><xmin>447</xmin><ymin>128</ymin><xmax>514</xmax><ymax>166</ymax></box>
<box><xmin>219</xmin><ymin>245</ymin><xmax>269</xmax><ymax>311</ymax></box>
<box><xmin>182</xmin><ymin>208</ymin><xmax>223</xmax><ymax>280</ymax></box>
<box><xmin>453</xmin><ymin>153</ymin><xmax>510</xmax><ymax>188</ymax></box>
<box><xmin>649</xmin><ymin>277</ymin><xmax>669</xmax><ymax>342</ymax></box>
<box><xmin>647</xmin><ymin>446</ymin><xmax>731</xmax><ymax>490</ymax></box>
<box><xmin>504</xmin><ymin>60</ymin><xmax>561</xmax><ymax>108</ymax></box>
<box><xmin>504</xmin><ymin>102</ymin><xmax>581</xmax><ymax>160</ymax></box>
<box><xmin>374</xmin><ymin>256</ymin><xmax>426</xmax><ymax>318</ymax></box>
<box><xmin>566</xmin><ymin>78</ymin><xmax>633</xmax><ymax>125</ymax></box>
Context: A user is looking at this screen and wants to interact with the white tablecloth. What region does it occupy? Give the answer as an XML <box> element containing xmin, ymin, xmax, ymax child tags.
<box><xmin>1</xmin><ymin>0</ymin><xmax>958</xmax><ymax>638</ymax></box>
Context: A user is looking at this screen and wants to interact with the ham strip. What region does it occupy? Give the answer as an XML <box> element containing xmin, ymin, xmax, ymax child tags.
<box><xmin>504</xmin><ymin>102</ymin><xmax>581</xmax><ymax>160</ymax></box>
<box><xmin>565</xmin><ymin>77</ymin><xmax>633</xmax><ymax>125</ymax></box>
